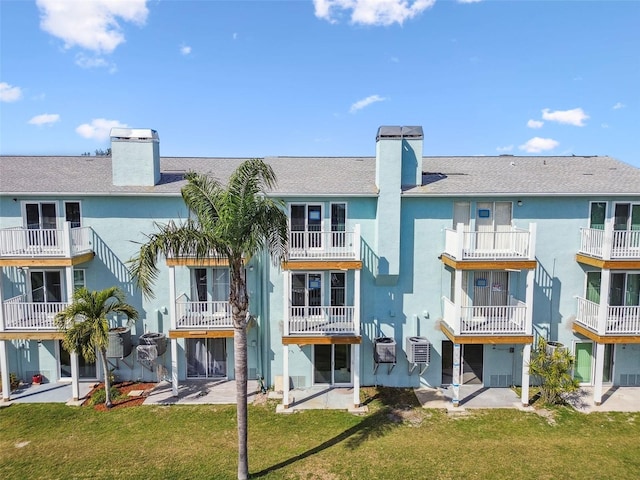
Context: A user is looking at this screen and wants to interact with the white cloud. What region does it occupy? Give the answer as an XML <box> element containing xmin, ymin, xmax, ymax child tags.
<box><xmin>612</xmin><ymin>102</ymin><xmax>625</xmax><ymax>110</ymax></box>
<box><xmin>349</xmin><ymin>94</ymin><xmax>386</xmax><ymax>113</ymax></box>
<box><xmin>233</xmin><ymin>33</ymin><xmax>238</xmax><ymax>40</ymax></box>
<box><xmin>180</xmin><ymin>45</ymin><xmax>192</xmax><ymax>56</ymax></box>
<box><xmin>314</xmin><ymin>0</ymin><xmax>436</xmax><ymax>26</ymax></box>
<box><xmin>527</xmin><ymin>119</ymin><xmax>544</xmax><ymax>129</ymax></box>
<box><xmin>0</xmin><ymin>82</ymin><xmax>23</xmax><ymax>102</ymax></box>
<box><xmin>496</xmin><ymin>145</ymin><xmax>513</xmax><ymax>153</ymax></box>
<box><xmin>75</xmin><ymin>53</ymin><xmax>117</xmax><ymax>73</ymax></box>
<box><xmin>601</xmin><ymin>123</ymin><xmax>609</xmax><ymax>129</ymax></box>
<box><xmin>458</xmin><ymin>0</ymin><xmax>481</xmax><ymax>3</ymax></box>
<box><xmin>37</xmin><ymin>0</ymin><xmax>149</xmax><ymax>54</ymax></box>
<box><xmin>519</xmin><ymin>137</ymin><xmax>559</xmax><ymax>153</ymax></box>
<box><xmin>28</xmin><ymin>113</ymin><xmax>60</xmax><ymax>126</ymax></box>
<box><xmin>76</xmin><ymin>118</ymin><xmax>128</xmax><ymax>141</ymax></box>
<box><xmin>541</xmin><ymin>107</ymin><xmax>589</xmax><ymax>127</ymax></box>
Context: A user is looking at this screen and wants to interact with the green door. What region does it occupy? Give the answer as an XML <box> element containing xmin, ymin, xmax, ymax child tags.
<box><xmin>574</xmin><ymin>343</ymin><xmax>593</xmax><ymax>384</ymax></box>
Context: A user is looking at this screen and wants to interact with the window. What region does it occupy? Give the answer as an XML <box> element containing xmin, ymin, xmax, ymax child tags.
<box><xmin>73</xmin><ymin>270</ymin><xmax>86</xmax><ymax>291</ymax></box>
<box><xmin>331</xmin><ymin>203</ymin><xmax>346</xmax><ymax>248</ymax></box>
<box><xmin>30</xmin><ymin>270</ymin><xmax>62</xmax><ymax>303</ymax></box>
<box><xmin>25</xmin><ymin>202</ymin><xmax>57</xmax><ymax>230</ymax></box>
<box><xmin>191</xmin><ymin>268</ymin><xmax>230</xmax><ymax>308</ymax></box>
<box><xmin>65</xmin><ymin>201</ymin><xmax>82</xmax><ymax>228</ymax></box>
<box><xmin>330</xmin><ymin>272</ymin><xmax>345</xmax><ymax>307</ymax></box>
<box><xmin>589</xmin><ymin>202</ymin><xmax>606</xmax><ymax>230</ymax></box>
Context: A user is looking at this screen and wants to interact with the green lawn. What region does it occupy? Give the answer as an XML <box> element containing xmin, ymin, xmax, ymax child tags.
<box><xmin>1</xmin><ymin>388</ymin><xmax>639</xmax><ymax>479</ymax></box>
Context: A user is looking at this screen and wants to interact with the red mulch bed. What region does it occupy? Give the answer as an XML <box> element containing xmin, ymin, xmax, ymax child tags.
<box><xmin>84</xmin><ymin>381</ymin><xmax>157</xmax><ymax>411</ymax></box>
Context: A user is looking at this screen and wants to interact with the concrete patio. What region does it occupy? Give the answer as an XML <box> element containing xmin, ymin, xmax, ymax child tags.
<box><xmin>274</xmin><ymin>386</ymin><xmax>368</xmax><ymax>414</ymax></box>
<box><xmin>564</xmin><ymin>386</ymin><xmax>640</xmax><ymax>413</ymax></box>
<box><xmin>1</xmin><ymin>381</ymin><xmax>94</xmax><ymax>406</ymax></box>
<box><xmin>414</xmin><ymin>385</ymin><xmax>530</xmax><ymax>412</ymax></box>
<box><xmin>142</xmin><ymin>379</ymin><xmax>260</xmax><ymax>405</ymax></box>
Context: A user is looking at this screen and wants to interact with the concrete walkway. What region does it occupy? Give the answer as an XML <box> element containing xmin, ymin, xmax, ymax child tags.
<box><xmin>1</xmin><ymin>381</ymin><xmax>93</xmax><ymax>406</ymax></box>
<box><xmin>142</xmin><ymin>379</ymin><xmax>260</xmax><ymax>405</ymax></box>
<box><xmin>564</xmin><ymin>386</ymin><xmax>640</xmax><ymax>413</ymax></box>
<box><xmin>414</xmin><ymin>385</ymin><xmax>531</xmax><ymax>413</ymax></box>
<box><xmin>274</xmin><ymin>386</ymin><xmax>368</xmax><ymax>414</ymax></box>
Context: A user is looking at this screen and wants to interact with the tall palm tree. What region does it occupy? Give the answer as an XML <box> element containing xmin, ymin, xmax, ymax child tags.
<box><xmin>55</xmin><ymin>287</ymin><xmax>138</xmax><ymax>408</ymax></box>
<box><xmin>129</xmin><ymin>159</ymin><xmax>288</xmax><ymax>480</ymax></box>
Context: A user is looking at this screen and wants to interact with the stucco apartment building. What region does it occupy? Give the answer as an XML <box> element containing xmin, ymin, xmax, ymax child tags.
<box><xmin>1</xmin><ymin>126</ymin><xmax>639</xmax><ymax>408</ymax></box>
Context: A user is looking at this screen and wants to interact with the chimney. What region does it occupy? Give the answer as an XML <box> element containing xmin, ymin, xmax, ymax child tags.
<box><xmin>373</xmin><ymin>126</ymin><xmax>423</xmax><ymax>285</ymax></box>
<box><xmin>110</xmin><ymin>128</ymin><xmax>160</xmax><ymax>186</ymax></box>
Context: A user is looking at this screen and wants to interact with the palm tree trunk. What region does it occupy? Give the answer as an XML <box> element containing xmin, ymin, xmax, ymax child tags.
<box><xmin>234</xmin><ymin>324</ymin><xmax>248</xmax><ymax>480</ymax></box>
<box><xmin>101</xmin><ymin>349</ymin><xmax>112</xmax><ymax>408</ymax></box>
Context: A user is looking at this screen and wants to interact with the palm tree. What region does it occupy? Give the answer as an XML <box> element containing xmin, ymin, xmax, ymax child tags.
<box><xmin>55</xmin><ymin>287</ymin><xmax>138</xmax><ymax>408</ymax></box>
<box><xmin>129</xmin><ymin>159</ymin><xmax>288</xmax><ymax>480</ymax></box>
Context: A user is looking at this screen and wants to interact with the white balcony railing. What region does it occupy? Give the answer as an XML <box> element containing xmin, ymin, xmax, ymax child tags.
<box><xmin>0</xmin><ymin>224</ymin><xmax>93</xmax><ymax>258</ymax></box>
<box><xmin>2</xmin><ymin>295</ymin><xmax>68</xmax><ymax>330</ymax></box>
<box><xmin>575</xmin><ymin>297</ymin><xmax>640</xmax><ymax>335</ymax></box>
<box><xmin>288</xmin><ymin>226</ymin><xmax>360</xmax><ymax>260</ymax></box>
<box><xmin>444</xmin><ymin>224</ymin><xmax>535</xmax><ymax>260</ymax></box>
<box><xmin>579</xmin><ymin>227</ymin><xmax>640</xmax><ymax>259</ymax></box>
<box><xmin>442</xmin><ymin>297</ymin><xmax>528</xmax><ymax>335</ymax></box>
<box><xmin>287</xmin><ymin>305</ymin><xmax>355</xmax><ymax>335</ymax></box>
<box><xmin>175</xmin><ymin>300</ymin><xmax>233</xmax><ymax>328</ymax></box>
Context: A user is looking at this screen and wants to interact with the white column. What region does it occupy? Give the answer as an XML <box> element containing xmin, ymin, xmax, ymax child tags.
<box><xmin>452</xmin><ymin>343</ymin><xmax>461</xmax><ymax>407</ymax></box>
<box><xmin>593</xmin><ymin>342</ymin><xmax>606</xmax><ymax>405</ymax></box>
<box><xmin>0</xmin><ymin>266</ymin><xmax>6</xmax><ymax>331</ymax></box>
<box><xmin>521</xmin><ymin>343</ymin><xmax>531</xmax><ymax>406</ymax></box>
<box><xmin>63</xmin><ymin>221</ymin><xmax>72</xmax><ymax>257</ymax></box>
<box><xmin>528</xmin><ymin>223</ymin><xmax>537</xmax><ymax>260</ymax></box>
<box><xmin>353</xmin><ymin>343</ymin><xmax>360</xmax><ymax>407</ymax></box>
<box><xmin>597</xmin><ymin>269</ymin><xmax>611</xmax><ymax>335</ymax></box>
<box><xmin>171</xmin><ymin>339</ymin><xmax>179</xmax><ymax>396</ymax></box>
<box><xmin>65</xmin><ymin>266</ymin><xmax>80</xmax><ymax>401</ymax></box>
<box><xmin>453</xmin><ymin>270</ymin><xmax>463</xmax><ymax>334</ymax></box>
<box><xmin>456</xmin><ymin>223</ymin><xmax>464</xmax><ymax>259</ymax></box>
<box><xmin>524</xmin><ymin>268</ymin><xmax>535</xmax><ymax>334</ymax></box>
<box><xmin>282</xmin><ymin>344</ymin><xmax>290</xmax><ymax>408</ymax></box>
<box><xmin>602</xmin><ymin>219</ymin><xmax>613</xmax><ymax>260</ymax></box>
<box><xmin>283</xmin><ymin>273</ymin><xmax>290</xmax><ymax>336</ymax></box>
<box><xmin>168</xmin><ymin>266</ymin><xmax>178</xmax><ymax>396</ymax></box>
<box><xmin>0</xmin><ymin>341</ymin><xmax>10</xmax><ymax>401</ymax></box>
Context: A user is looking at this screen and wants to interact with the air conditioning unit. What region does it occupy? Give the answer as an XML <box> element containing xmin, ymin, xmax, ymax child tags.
<box><xmin>406</xmin><ymin>336</ymin><xmax>431</xmax><ymax>364</ymax></box>
<box><xmin>374</xmin><ymin>337</ymin><xmax>396</xmax><ymax>364</ymax></box>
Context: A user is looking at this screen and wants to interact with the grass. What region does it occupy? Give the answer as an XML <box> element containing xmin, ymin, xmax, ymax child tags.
<box><xmin>1</xmin><ymin>387</ymin><xmax>639</xmax><ymax>479</ymax></box>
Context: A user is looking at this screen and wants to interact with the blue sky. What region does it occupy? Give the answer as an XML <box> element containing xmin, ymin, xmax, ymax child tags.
<box><xmin>1</xmin><ymin>0</ymin><xmax>639</xmax><ymax>167</ymax></box>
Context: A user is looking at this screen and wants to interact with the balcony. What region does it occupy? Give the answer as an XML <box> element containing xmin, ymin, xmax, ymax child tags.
<box><xmin>288</xmin><ymin>226</ymin><xmax>360</xmax><ymax>261</ymax></box>
<box><xmin>444</xmin><ymin>224</ymin><xmax>535</xmax><ymax>261</ymax></box>
<box><xmin>0</xmin><ymin>224</ymin><xmax>93</xmax><ymax>259</ymax></box>
<box><xmin>579</xmin><ymin>227</ymin><xmax>640</xmax><ymax>260</ymax></box>
<box><xmin>575</xmin><ymin>297</ymin><xmax>640</xmax><ymax>335</ymax></box>
<box><xmin>2</xmin><ymin>295</ymin><xmax>68</xmax><ymax>330</ymax></box>
<box><xmin>175</xmin><ymin>300</ymin><xmax>233</xmax><ymax>329</ymax></box>
<box><xmin>442</xmin><ymin>297</ymin><xmax>529</xmax><ymax>336</ymax></box>
<box><xmin>286</xmin><ymin>306</ymin><xmax>356</xmax><ymax>336</ymax></box>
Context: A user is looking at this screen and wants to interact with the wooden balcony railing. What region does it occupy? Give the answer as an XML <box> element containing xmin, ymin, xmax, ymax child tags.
<box><xmin>2</xmin><ymin>295</ymin><xmax>68</xmax><ymax>330</ymax></box>
<box><xmin>442</xmin><ymin>297</ymin><xmax>528</xmax><ymax>335</ymax></box>
<box><xmin>579</xmin><ymin>227</ymin><xmax>640</xmax><ymax>259</ymax></box>
<box><xmin>575</xmin><ymin>297</ymin><xmax>640</xmax><ymax>335</ymax></box>
<box><xmin>444</xmin><ymin>224</ymin><xmax>535</xmax><ymax>261</ymax></box>
<box><xmin>287</xmin><ymin>305</ymin><xmax>356</xmax><ymax>335</ymax></box>
<box><xmin>0</xmin><ymin>224</ymin><xmax>93</xmax><ymax>258</ymax></box>
<box><xmin>288</xmin><ymin>226</ymin><xmax>360</xmax><ymax>260</ymax></box>
<box><xmin>175</xmin><ymin>300</ymin><xmax>233</xmax><ymax>328</ymax></box>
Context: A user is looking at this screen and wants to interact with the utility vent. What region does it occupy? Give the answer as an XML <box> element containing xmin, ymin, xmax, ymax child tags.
<box><xmin>546</xmin><ymin>341</ymin><xmax>566</xmax><ymax>356</ymax></box>
<box><xmin>374</xmin><ymin>337</ymin><xmax>396</xmax><ymax>364</ymax></box>
<box><xmin>139</xmin><ymin>332</ymin><xmax>167</xmax><ymax>356</ymax></box>
<box><xmin>490</xmin><ymin>374</ymin><xmax>513</xmax><ymax>387</ymax></box>
<box><xmin>405</xmin><ymin>336</ymin><xmax>431</xmax><ymax>364</ymax></box>
<box><xmin>620</xmin><ymin>374</ymin><xmax>639</xmax><ymax>386</ymax></box>
<box><xmin>290</xmin><ymin>375</ymin><xmax>306</xmax><ymax>389</ymax></box>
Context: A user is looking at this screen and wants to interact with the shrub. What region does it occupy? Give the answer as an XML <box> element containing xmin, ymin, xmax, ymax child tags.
<box><xmin>90</xmin><ymin>386</ymin><xmax>122</xmax><ymax>406</ymax></box>
<box><xmin>0</xmin><ymin>373</ymin><xmax>20</xmax><ymax>392</ymax></box>
<box><xmin>528</xmin><ymin>338</ymin><xmax>579</xmax><ymax>405</ymax></box>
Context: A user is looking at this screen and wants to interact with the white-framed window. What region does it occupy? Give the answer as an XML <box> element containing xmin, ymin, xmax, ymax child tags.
<box><xmin>613</xmin><ymin>202</ymin><xmax>640</xmax><ymax>231</ymax></box>
<box><xmin>64</xmin><ymin>201</ymin><xmax>82</xmax><ymax>228</ymax></box>
<box><xmin>589</xmin><ymin>201</ymin><xmax>607</xmax><ymax>230</ymax></box>
<box><xmin>191</xmin><ymin>267</ymin><xmax>230</xmax><ymax>302</ymax></box>
<box><xmin>23</xmin><ymin>201</ymin><xmax>57</xmax><ymax>230</ymax></box>
<box><xmin>73</xmin><ymin>269</ymin><xmax>86</xmax><ymax>291</ymax></box>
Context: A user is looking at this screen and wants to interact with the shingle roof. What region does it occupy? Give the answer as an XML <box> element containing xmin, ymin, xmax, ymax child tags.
<box><xmin>0</xmin><ymin>154</ymin><xmax>638</xmax><ymax>197</ymax></box>
<box><xmin>411</xmin><ymin>155</ymin><xmax>640</xmax><ymax>196</ymax></box>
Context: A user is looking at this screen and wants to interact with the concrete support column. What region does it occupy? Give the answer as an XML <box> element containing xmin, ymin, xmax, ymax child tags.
<box><xmin>0</xmin><ymin>341</ymin><xmax>10</xmax><ymax>401</ymax></box>
<box><xmin>282</xmin><ymin>345</ymin><xmax>290</xmax><ymax>408</ymax></box>
<box><xmin>452</xmin><ymin>343</ymin><xmax>461</xmax><ymax>407</ymax></box>
<box><xmin>70</xmin><ymin>351</ymin><xmax>80</xmax><ymax>401</ymax></box>
<box><xmin>593</xmin><ymin>342</ymin><xmax>606</xmax><ymax>405</ymax></box>
<box><xmin>171</xmin><ymin>338</ymin><xmax>179</xmax><ymax>396</ymax></box>
<box><xmin>65</xmin><ymin>266</ymin><xmax>80</xmax><ymax>400</ymax></box>
<box><xmin>597</xmin><ymin>269</ymin><xmax>611</xmax><ymax>335</ymax></box>
<box><xmin>353</xmin><ymin>343</ymin><xmax>360</xmax><ymax>407</ymax></box>
<box><xmin>521</xmin><ymin>343</ymin><xmax>531</xmax><ymax>407</ymax></box>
